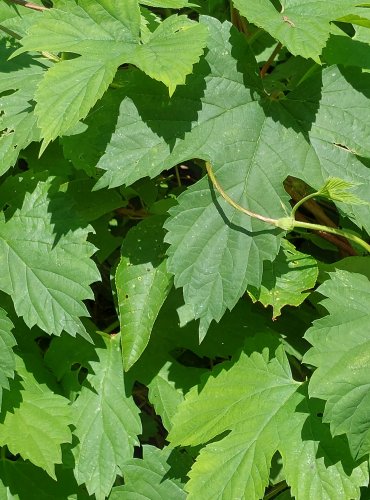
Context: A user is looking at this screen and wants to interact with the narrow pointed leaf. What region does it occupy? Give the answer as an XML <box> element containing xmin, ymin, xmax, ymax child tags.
<box><xmin>116</xmin><ymin>216</ymin><xmax>172</xmax><ymax>370</ymax></box>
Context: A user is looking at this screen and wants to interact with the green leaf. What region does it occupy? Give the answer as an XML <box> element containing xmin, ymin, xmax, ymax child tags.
<box><xmin>0</xmin><ymin>177</ymin><xmax>100</xmax><ymax>338</ymax></box>
<box><xmin>248</xmin><ymin>239</ymin><xmax>318</xmax><ymax>318</ymax></box>
<box><xmin>14</xmin><ymin>0</ymin><xmax>206</xmax><ymax>145</ymax></box>
<box><xmin>317</xmin><ymin>177</ymin><xmax>369</xmax><ymax>205</ymax></box>
<box><xmin>147</xmin><ymin>360</ymin><xmax>205</xmax><ymax>431</ymax></box>
<box><xmin>72</xmin><ymin>333</ymin><xmax>141</xmax><ymax>500</ymax></box>
<box><xmin>282</xmin><ymin>65</ymin><xmax>370</xmax><ymax>233</ymax></box>
<box><xmin>279</xmin><ymin>389</ymin><xmax>369</xmax><ymax>500</ymax></box>
<box><xmin>0</xmin><ymin>459</ymin><xmax>89</xmax><ymax>500</ymax></box>
<box><xmin>0</xmin><ymin>355</ymin><xmax>72</xmax><ymax>479</ymax></box>
<box><xmin>232</xmin><ymin>0</ymin><xmax>358</xmax><ymax>62</ymax></box>
<box><xmin>0</xmin><ymin>40</ymin><xmax>45</xmax><ymax>174</ymax></box>
<box><xmin>109</xmin><ymin>445</ymin><xmax>191</xmax><ymax>499</ymax></box>
<box><xmin>133</xmin><ymin>14</ymin><xmax>208</xmax><ymax>96</ymax></box>
<box><xmin>169</xmin><ymin>333</ymin><xmax>367</xmax><ymax>499</ymax></box>
<box><xmin>304</xmin><ymin>270</ymin><xmax>370</xmax><ymax>460</ymax></box>
<box><xmin>0</xmin><ymin>308</ymin><xmax>16</xmax><ymax>408</ymax></box>
<box><xmin>93</xmin><ymin>18</ymin><xmax>370</xmax><ymax>335</ymax></box>
<box><xmin>12</xmin><ymin>0</ymin><xmax>141</xmax><ymax>146</ymax></box>
<box><xmin>116</xmin><ymin>216</ymin><xmax>172</xmax><ymax>370</ymax></box>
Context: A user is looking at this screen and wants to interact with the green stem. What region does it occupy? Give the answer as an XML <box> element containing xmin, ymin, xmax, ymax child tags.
<box><xmin>290</xmin><ymin>191</ymin><xmax>319</xmax><ymax>218</ymax></box>
<box><xmin>103</xmin><ymin>319</ymin><xmax>120</xmax><ymax>334</ymax></box>
<box><xmin>206</xmin><ymin>162</ymin><xmax>370</xmax><ymax>253</ymax></box>
<box><xmin>264</xmin><ymin>481</ymin><xmax>288</xmax><ymax>500</ymax></box>
<box><xmin>293</xmin><ymin>220</ymin><xmax>370</xmax><ymax>253</ymax></box>
<box><xmin>205</xmin><ymin>162</ymin><xmax>278</xmax><ymax>225</ymax></box>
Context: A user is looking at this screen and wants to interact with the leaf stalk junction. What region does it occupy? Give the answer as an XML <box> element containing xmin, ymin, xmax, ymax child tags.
<box><xmin>205</xmin><ymin>162</ymin><xmax>370</xmax><ymax>254</ymax></box>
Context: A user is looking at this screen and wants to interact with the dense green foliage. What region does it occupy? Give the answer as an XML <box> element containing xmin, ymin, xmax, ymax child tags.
<box><xmin>0</xmin><ymin>0</ymin><xmax>370</xmax><ymax>498</ymax></box>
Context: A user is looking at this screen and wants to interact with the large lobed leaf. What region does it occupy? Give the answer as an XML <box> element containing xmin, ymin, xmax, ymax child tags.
<box><xmin>110</xmin><ymin>445</ymin><xmax>191</xmax><ymax>499</ymax></box>
<box><xmin>0</xmin><ymin>177</ymin><xmax>100</xmax><ymax>338</ymax></box>
<box><xmin>0</xmin><ymin>354</ymin><xmax>72</xmax><ymax>479</ymax></box>
<box><xmin>169</xmin><ymin>333</ymin><xmax>368</xmax><ymax>499</ymax></box>
<box><xmin>0</xmin><ymin>40</ymin><xmax>46</xmax><ymax>175</ymax></box>
<box><xmin>233</xmin><ymin>0</ymin><xmax>360</xmax><ymax>62</ymax></box>
<box><xmin>304</xmin><ymin>270</ymin><xmax>370</xmax><ymax>460</ymax></box>
<box><xmin>72</xmin><ymin>333</ymin><xmax>141</xmax><ymax>500</ymax></box>
<box><xmin>13</xmin><ymin>0</ymin><xmax>207</xmax><ymax>146</ymax></box>
<box><xmin>93</xmin><ymin>16</ymin><xmax>370</xmax><ymax>336</ymax></box>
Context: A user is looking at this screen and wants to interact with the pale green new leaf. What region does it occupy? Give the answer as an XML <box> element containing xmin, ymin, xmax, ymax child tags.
<box><xmin>232</xmin><ymin>0</ymin><xmax>358</xmax><ymax>62</ymax></box>
<box><xmin>0</xmin><ymin>355</ymin><xmax>72</xmax><ymax>479</ymax></box>
<box><xmin>0</xmin><ymin>178</ymin><xmax>100</xmax><ymax>338</ymax></box>
<box><xmin>72</xmin><ymin>333</ymin><xmax>141</xmax><ymax>500</ymax></box>
<box><xmin>317</xmin><ymin>177</ymin><xmax>369</xmax><ymax>205</ymax></box>
<box><xmin>248</xmin><ymin>239</ymin><xmax>318</xmax><ymax>318</ymax></box>
<box><xmin>116</xmin><ymin>217</ymin><xmax>172</xmax><ymax>370</ymax></box>
<box><xmin>109</xmin><ymin>445</ymin><xmax>191</xmax><ymax>499</ymax></box>
<box><xmin>169</xmin><ymin>333</ymin><xmax>367</xmax><ymax>499</ymax></box>
<box><xmin>134</xmin><ymin>15</ymin><xmax>208</xmax><ymax>96</ymax></box>
<box><xmin>304</xmin><ymin>270</ymin><xmax>370</xmax><ymax>460</ymax></box>
<box><xmin>0</xmin><ymin>308</ymin><xmax>15</xmax><ymax>408</ymax></box>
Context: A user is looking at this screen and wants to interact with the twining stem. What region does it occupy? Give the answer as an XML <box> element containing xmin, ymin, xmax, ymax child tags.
<box><xmin>8</xmin><ymin>0</ymin><xmax>47</xmax><ymax>11</ymax></box>
<box><xmin>293</xmin><ymin>220</ymin><xmax>370</xmax><ymax>253</ymax></box>
<box><xmin>206</xmin><ymin>162</ymin><xmax>370</xmax><ymax>253</ymax></box>
<box><xmin>205</xmin><ymin>162</ymin><xmax>278</xmax><ymax>225</ymax></box>
<box><xmin>260</xmin><ymin>42</ymin><xmax>283</xmax><ymax>78</ymax></box>
<box><xmin>290</xmin><ymin>190</ymin><xmax>321</xmax><ymax>218</ymax></box>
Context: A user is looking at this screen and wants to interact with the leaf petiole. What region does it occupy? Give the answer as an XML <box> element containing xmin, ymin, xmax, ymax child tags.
<box><xmin>206</xmin><ymin>162</ymin><xmax>370</xmax><ymax>253</ymax></box>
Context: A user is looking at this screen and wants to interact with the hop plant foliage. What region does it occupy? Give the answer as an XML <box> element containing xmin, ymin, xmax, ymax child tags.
<box><xmin>0</xmin><ymin>0</ymin><xmax>370</xmax><ymax>498</ymax></box>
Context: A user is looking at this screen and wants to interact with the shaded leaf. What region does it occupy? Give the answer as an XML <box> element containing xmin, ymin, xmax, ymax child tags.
<box><xmin>248</xmin><ymin>239</ymin><xmax>318</xmax><ymax>318</ymax></box>
<box><xmin>304</xmin><ymin>270</ymin><xmax>370</xmax><ymax>460</ymax></box>
<box><xmin>0</xmin><ymin>179</ymin><xmax>100</xmax><ymax>338</ymax></box>
<box><xmin>116</xmin><ymin>216</ymin><xmax>172</xmax><ymax>370</ymax></box>
<box><xmin>72</xmin><ymin>333</ymin><xmax>141</xmax><ymax>500</ymax></box>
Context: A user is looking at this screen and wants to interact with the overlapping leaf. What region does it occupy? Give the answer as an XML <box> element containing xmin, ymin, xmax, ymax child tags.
<box><xmin>0</xmin><ymin>308</ymin><xmax>15</xmax><ymax>409</ymax></box>
<box><xmin>13</xmin><ymin>0</ymin><xmax>207</xmax><ymax>146</ymax></box>
<box><xmin>232</xmin><ymin>0</ymin><xmax>359</xmax><ymax>62</ymax></box>
<box><xmin>248</xmin><ymin>239</ymin><xmax>318</xmax><ymax>317</ymax></box>
<box><xmin>0</xmin><ymin>355</ymin><xmax>72</xmax><ymax>479</ymax></box>
<box><xmin>0</xmin><ymin>178</ymin><xmax>100</xmax><ymax>338</ymax></box>
<box><xmin>304</xmin><ymin>270</ymin><xmax>370</xmax><ymax>460</ymax></box>
<box><xmin>116</xmin><ymin>216</ymin><xmax>172</xmax><ymax>370</ymax></box>
<box><xmin>0</xmin><ymin>40</ymin><xmax>46</xmax><ymax>174</ymax></box>
<box><xmin>110</xmin><ymin>445</ymin><xmax>191</xmax><ymax>499</ymax></box>
<box><xmin>169</xmin><ymin>333</ymin><xmax>368</xmax><ymax>499</ymax></box>
<box><xmin>72</xmin><ymin>333</ymin><xmax>141</xmax><ymax>500</ymax></box>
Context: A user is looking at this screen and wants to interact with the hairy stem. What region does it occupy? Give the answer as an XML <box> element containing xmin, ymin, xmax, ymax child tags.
<box><xmin>206</xmin><ymin>162</ymin><xmax>370</xmax><ymax>253</ymax></box>
<box><xmin>7</xmin><ymin>0</ymin><xmax>47</xmax><ymax>11</ymax></box>
<box><xmin>205</xmin><ymin>162</ymin><xmax>278</xmax><ymax>225</ymax></box>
